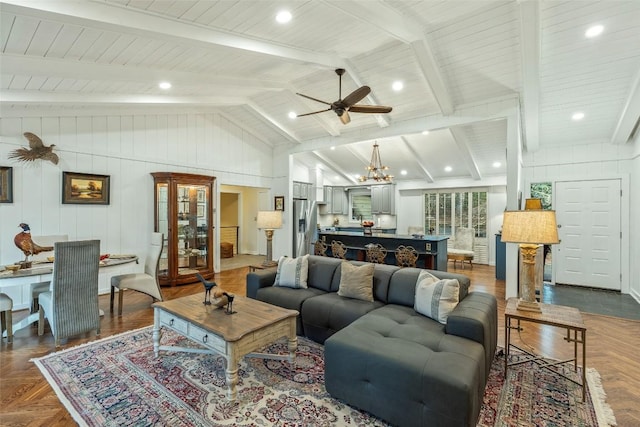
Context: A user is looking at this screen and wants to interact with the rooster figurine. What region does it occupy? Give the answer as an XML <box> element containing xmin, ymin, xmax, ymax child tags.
<box><xmin>14</xmin><ymin>223</ymin><xmax>53</xmax><ymax>262</ymax></box>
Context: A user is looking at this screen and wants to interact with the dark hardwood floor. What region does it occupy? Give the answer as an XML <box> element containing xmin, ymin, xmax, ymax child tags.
<box><xmin>1</xmin><ymin>264</ymin><xmax>638</xmax><ymax>426</ymax></box>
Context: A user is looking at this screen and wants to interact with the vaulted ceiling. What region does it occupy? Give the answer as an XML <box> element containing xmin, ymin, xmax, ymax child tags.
<box><xmin>1</xmin><ymin>1</ymin><xmax>639</xmax><ymax>186</ymax></box>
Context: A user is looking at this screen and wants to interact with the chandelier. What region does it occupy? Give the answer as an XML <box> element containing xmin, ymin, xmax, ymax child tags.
<box><xmin>358</xmin><ymin>142</ymin><xmax>393</xmax><ymax>182</ymax></box>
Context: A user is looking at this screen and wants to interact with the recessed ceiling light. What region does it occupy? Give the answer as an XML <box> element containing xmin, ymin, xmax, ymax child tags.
<box><xmin>400</xmin><ymin>170</ymin><xmax>408</xmax><ymax>175</ymax></box>
<box><xmin>585</xmin><ymin>25</ymin><xmax>604</xmax><ymax>38</ymax></box>
<box><xmin>276</xmin><ymin>10</ymin><xmax>292</xmax><ymax>24</ymax></box>
<box><xmin>421</xmin><ymin>130</ymin><xmax>429</xmax><ymax>135</ymax></box>
<box><xmin>158</xmin><ymin>81</ymin><xmax>171</xmax><ymax>90</ymax></box>
<box><xmin>572</xmin><ymin>112</ymin><xmax>585</xmax><ymax>121</ymax></box>
<box><xmin>444</xmin><ymin>166</ymin><xmax>452</xmax><ymax>172</ymax></box>
<box><xmin>492</xmin><ymin>161</ymin><xmax>501</xmax><ymax>168</ymax></box>
<box><xmin>288</xmin><ymin>111</ymin><xmax>297</xmax><ymax>119</ymax></box>
<box><xmin>392</xmin><ymin>81</ymin><xmax>404</xmax><ymax>91</ymax></box>
<box><xmin>330</xmin><ymin>146</ymin><xmax>336</xmax><ymax>150</ymax></box>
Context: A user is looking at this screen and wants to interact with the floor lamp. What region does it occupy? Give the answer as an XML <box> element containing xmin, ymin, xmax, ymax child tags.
<box><xmin>257</xmin><ymin>210</ymin><xmax>282</xmax><ymax>267</ymax></box>
<box><xmin>501</xmin><ymin>209</ymin><xmax>559</xmax><ymax>312</ymax></box>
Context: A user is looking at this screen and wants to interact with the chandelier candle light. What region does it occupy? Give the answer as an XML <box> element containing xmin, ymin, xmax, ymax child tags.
<box><xmin>501</xmin><ymin>208</ymin><xmax>559</xmax><ymax>312</ymax></box>
<box><xmin>359</xmin><ymin>142</ymin><xmax>393</xmax><ymax>182</ymax></box>
<box><xmin>257</xmin><ymin>210</ymin><xmax>282</xmax><ymax>267</ymax></box>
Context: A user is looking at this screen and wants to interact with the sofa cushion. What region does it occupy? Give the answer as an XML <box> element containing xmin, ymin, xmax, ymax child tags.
<box><xmin>338</xmin><ymin>262</ymin><xmax>375</xmax><ymax>301</ymax></box>
<box><xmin>388</xmin><ymin>267</ymin><xmax>470</xmax><ymax>307</ymax></box>
<box><xmin>255</xmin><ymin>286</ymin><xmax>325</xmax><ymax>336</ymax></box>
<box><xmin>274</xmin><ymin>255</ymin><xmax>309</xmax><ymax>289</ymax></box>
<box><xmin>301</xmin><ymin>293</ymin><xmax>384</xmax><ymax>344</ymax></box>
<box><xmin>414</xmin><ymin>271</ymin><xmax>460</xmax><ymax>324</ymax></box>
<box><xmin>307</xmin><ymin>256</ymin><xmax>341</xmax><ymax>292</ymax></box>
<box><xmin>330</xmin><ymin>261</ymin><xmax>399</xmax><ymax>303</ymax></box>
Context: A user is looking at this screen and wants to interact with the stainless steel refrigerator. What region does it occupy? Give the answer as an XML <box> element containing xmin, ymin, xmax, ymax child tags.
<box><xmin>292</xmin><ymin>199</ymin><xmax>318</xmax><ymax>257</ymax></box>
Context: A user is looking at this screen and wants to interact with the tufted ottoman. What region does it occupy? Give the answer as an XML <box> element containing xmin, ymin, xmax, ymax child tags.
<box><xmin>325</xmin><ymin>304</ymin><xmax>486</xmax><ymax>427</ymax></box>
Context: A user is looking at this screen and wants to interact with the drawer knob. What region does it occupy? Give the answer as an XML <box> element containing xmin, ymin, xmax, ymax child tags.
<box><xmin>203</xmin><ymin>334</ymin><xmax>208</xmax><ymax>343</ymax></box>
<box><xmin>169</xmin><ymin>319</ymin><xmax>174</xmax><ymax>326</ymax></box>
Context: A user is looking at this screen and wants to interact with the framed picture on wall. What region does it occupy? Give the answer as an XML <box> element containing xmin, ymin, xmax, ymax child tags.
<box><xmin>62</xmin><ymin>172</ymin><xmax>111</xmax><ymax>205</ymax></box>
<box><xmin>275</xmin><ymin>196</ymin><xmax>284</xmax><ymax>211</ymax></box>
<box><xmin>0</xmin><ymin>166</ymin><xmax>13</xmax><ymax>203</ymax></box>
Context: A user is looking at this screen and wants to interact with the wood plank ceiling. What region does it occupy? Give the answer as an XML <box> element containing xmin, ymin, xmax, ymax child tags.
<box><xmin>1</xmin><ymin>0</ymin><xmax>639</xmax><ymax>186</ymax></box>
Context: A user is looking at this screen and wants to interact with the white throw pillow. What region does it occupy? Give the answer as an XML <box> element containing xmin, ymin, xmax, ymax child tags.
<box><xmin>414</xmin><ymin>270</ymin><xmax>460</xmax><ymax>324</ymax></box>
<box><xmin>274</xmin><ymin>255</ymin><xmax>309</xmax><ymax>289</ymax></box>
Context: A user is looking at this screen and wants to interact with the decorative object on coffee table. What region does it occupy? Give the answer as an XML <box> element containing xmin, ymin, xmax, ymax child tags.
<box><xmin>196</xmin><ymin>273</ymin><xmax>217</xmax><ymax>305</ymax></box>
<box><xmin>501</xmin><ymin>208</ymin><xmax>559</xmax><ymax>312</ymax></box>
<box><xmin>257</xmin><ymin>210</ymin><xmax>282</xmax><ymax>267</ymax></box>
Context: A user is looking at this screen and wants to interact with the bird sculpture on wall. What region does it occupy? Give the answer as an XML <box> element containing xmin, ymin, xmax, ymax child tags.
<box><xmin>8</xmin><ymin>132</ymin><xmax>59</xmax><ymax>165</ymax></box>
<box><xmin>14</xmin><ymin>223</ymin><xmax>53</xmax><ymax>262</ymax></box>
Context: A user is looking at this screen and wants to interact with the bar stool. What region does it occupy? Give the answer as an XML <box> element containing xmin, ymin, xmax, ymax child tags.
<box><xmin>331</xmin><ymin>240</ymin><xmax>347</xmax><ymax>259</ymax></box>
<box><xmin>314</xmin><ymin>240</ymin><xmax>328</xmax><ymax>256</ymax></box>
<box><xmin>366</xmin><ymin>243</ymin><xmax>387</xmax><ymax>264</ymax></box>
<box><xmin>0</xmin><ymin>293</ymin><xmax>13</xmax><ymax>344</ymax></box>
<box><xmin>395</xmin><ymin>245</ymin><xmax>418</xmax><ymax>267</ymax></box>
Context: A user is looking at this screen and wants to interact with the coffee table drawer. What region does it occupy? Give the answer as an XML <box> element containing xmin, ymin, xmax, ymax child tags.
<box><xmin>159</xmin><ymin>311</ymin><xmax>189</xmax><ymax>334</ymax></box>
<box><xmin>188</xmin><ymin>323</ymin><xmax>226</xmax><ymax>353</ymax></box>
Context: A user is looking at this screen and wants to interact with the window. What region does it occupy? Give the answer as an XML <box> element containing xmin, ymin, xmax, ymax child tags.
<box><xmin>350</xmin><ymin>190</ymin><xmax>372</xmax><ymax>222</ymax></box>
<box><xmin>424</xmin><ymin>190</ymin><xmax>487</xmax><ymax>237</ymax></box>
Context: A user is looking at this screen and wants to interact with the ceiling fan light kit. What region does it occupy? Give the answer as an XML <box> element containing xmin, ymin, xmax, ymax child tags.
<box><xmin>296</xmin><ymin>69</ymin><xmax>392</xmax><ymax>125</ymax></box>
<box><xmin>359</xmin><ymin>143</ymin><xmax>393</xmax><ymax>182</ymax></box>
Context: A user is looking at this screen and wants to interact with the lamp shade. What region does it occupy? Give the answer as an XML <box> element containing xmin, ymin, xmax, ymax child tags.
<box><xmin>524</xmin><ymin>198</ymin><xmax>543</xmax><ymax>210</ymax></box>
<box><xmin>501</xmin><ymin>210</ymin><xmax>560</xmax><ymax>244</ymax></box>
<box><xmin>257</xmin><ymin>210</ymin><xmax>282</xmax><ymax>230</ymax></box>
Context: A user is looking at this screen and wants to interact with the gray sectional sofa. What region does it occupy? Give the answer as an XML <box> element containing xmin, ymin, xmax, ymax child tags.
<box><xmin>246</xmin><ymin>255</ymin><xmax>497</xmax><ymax>427</ymax></box>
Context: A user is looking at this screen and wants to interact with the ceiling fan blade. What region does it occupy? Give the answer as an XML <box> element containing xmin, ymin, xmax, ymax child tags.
<box><xmin>340</xmin><ymin>110</ymin><xmax>351</xmax><ymax>125</ymax></box>
<box><xmin>341</xmin><ymin>86</ymin><xmax>371</xmax><ymax>108</ymax></box>
<box><xmin>296</xmin><ymin>92</ymin><xmax>332</xmax><ymax>106</ymax></box>
<box><xmin>297</xmin><ymin>108</ymin><xmax>331</xmax><ymax>117</ymax></box>
<box><xmin>348</xmin><ymin>104</ymin><xmax>393</xmax><ymax>114</ymax></box>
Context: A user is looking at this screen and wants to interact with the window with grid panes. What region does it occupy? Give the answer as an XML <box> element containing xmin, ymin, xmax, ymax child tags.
<box><xmin>424</xmin><ymin>190</ymin><xmax>487</xmax><ymax>237</ymax></box>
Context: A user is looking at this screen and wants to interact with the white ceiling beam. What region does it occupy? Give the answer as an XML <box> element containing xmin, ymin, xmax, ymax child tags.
<box><xmin>245</xmin><ymin>101</ymin><xmax>300</xmax><ymax>145</ymax></box>
<box><xmin>611</xmin><ymin>68</ymin><xmax>640</xmax><ymax>144</ymax></box>
<box><xmin>311</xmin><ymin>151</ymin><xmax>359</xmax><ymax>185</ymax></box>
<box><xmin>410</xmin><ymin>40</ymin><xmax>454</xmax><ymax>115</ymax></box>
<box><xmin>448</xmin><ymin>127</ymin><xmax>482</xmax><ymax>180</ymax></box>
<box><xmin>0</xmin><ymin>90</ymin><xmax>244</xmax><ymax>106</ymax></box>
<box><xmin>0</xmin><ymin>53</ymin><xmax>287</xmax><ymax>91</ymax></box>
<box><xmin>217</xmin><ymin>111</ymin><xmax>273</xmax><ymax>148</ymax></box>
<box><xmin>519</xmin><ymin>0</ymin><xmax>541</xmax><ymax>152</ymax></box>
<box><xmin>2</xmin><ymin>1</ymin><xmax>343</xmax><ymax>68</ymax></box>
<box><xmin>400</xmin><ymin>136</ymin><xmax>435</xmax><ymax>183</ymax></box>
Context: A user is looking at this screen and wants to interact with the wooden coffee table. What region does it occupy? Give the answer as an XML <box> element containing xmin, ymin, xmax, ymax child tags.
<box><xmin>152</xmin><ymin>294</ymin><xmax>298</xmax><ymax>401</ymax></box>
<box><xmin>504</xmin><ymin>297</ymin><xmax>587</xmax><ymax>400</ymax></box>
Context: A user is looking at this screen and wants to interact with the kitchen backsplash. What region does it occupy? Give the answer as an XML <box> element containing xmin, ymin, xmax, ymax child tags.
<box><xmin>317</xmin><ymin>214</ymin><xmax>397</xmax><ymax>228</ymax></box>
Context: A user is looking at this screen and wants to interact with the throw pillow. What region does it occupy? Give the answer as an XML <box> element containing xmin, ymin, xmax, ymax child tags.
<box><xmin>414</xmin><ymin>270</ymin><xmax>460</xmax><ymax>324</ymax></box>
<box><xmin>338</xmin><ymin>262</ymin><xmax>375</xmax><ymax>302</ymax></box>
<box><xmin>274</xmin><ymin>255</ymin><xmax>309</xmax><ymax>289</ymax></box>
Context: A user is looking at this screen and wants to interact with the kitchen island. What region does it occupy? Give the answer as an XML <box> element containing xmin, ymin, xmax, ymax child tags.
<box><xmin>317</xmin><ymin>231</ymin><xmax>449</xmax><ymax>271</ymax></box>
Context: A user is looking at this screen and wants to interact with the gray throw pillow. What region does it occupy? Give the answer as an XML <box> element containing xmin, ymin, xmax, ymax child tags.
<box><xmin>338</xmin><ymin>262</ymin><xmax>375</xmax><ymax>302</ymax></box>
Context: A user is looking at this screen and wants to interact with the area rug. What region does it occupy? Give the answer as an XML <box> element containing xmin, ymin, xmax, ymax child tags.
<box><xmin>32</xmin><ymin>326</ymin><xmax>615</xmax><ymax>426</ymax></box>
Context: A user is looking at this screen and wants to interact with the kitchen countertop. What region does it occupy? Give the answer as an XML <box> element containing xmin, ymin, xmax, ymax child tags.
<box><xmin>318</xmin><ymin>231</ymin><xmax>448</xmax><ymax>241</ymax></box>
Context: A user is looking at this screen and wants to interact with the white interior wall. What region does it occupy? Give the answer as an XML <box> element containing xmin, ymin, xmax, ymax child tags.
<box><xmin>0</xmin><ymin>112</ymin><xmax>273</xmax><ymax>269</ymax></box>
<box><xmin>629</xmin><ymin>132</ymin><xmax>640</xmax><ymax>302</ymax></box>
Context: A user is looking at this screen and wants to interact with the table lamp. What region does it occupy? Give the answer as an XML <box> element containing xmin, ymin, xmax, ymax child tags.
<box><xmin>501</xmin><ymin>209</ymin><xmax>559</xmax><ymax>312</ymax></box>
<box><xmin>257</xmin><ymin>210</ymin><xmax>282</xmax><ymax>267</ymax></box>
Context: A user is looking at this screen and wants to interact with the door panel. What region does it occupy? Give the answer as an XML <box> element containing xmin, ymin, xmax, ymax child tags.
<box><xmin>555</xmin><ymin>179</ymin><xmax>621</xmax><ymax>290</ymax></box>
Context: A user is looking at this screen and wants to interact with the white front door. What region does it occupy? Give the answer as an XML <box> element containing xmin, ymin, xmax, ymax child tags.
<box><xmin>554</xmin><ymin>179</ymin><xmax>621</xmax><ymax>290</ymax></box>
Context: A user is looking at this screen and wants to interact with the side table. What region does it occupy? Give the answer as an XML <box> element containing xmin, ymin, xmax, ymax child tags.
<box><xmin>248</xmin><ymin>264</ymin><xmax>277</xmax><ymax>273</ymax></box>
<box><xmin>504</xmin><ymin>297</ymin><xmax>587</xmax><ymax>401</ymax></box>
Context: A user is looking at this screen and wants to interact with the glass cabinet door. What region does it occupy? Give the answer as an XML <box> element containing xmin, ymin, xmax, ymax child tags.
<box><xmin>176</xmin><ymin>184</ymin><xmax>209</xmax><ymax>274</ymax></box>
<box><xmin>156</xmin><ymin>183</ymin><xmax>169</xmax><ymax>280</ymax></box>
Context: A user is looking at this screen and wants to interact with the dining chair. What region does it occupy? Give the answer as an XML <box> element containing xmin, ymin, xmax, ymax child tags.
<box><xmin>314</xmin><ymin>240</ymin><xmax>328</xmax><ymax>256</ymax></box>
<box><xmin>38</xmin><ymin>240</ymin><xmax>101</xmax><ymax>347</ymax></box>
<box><xmin>110</xmin><ymin>233</ymin><xmax>164</xmax><ymax>315</ymax></box>
<box><xmin>0</xmin><ymin>293</ymin><xmax>13</xmax><ymax>344</ymax></box>
<box><xmin>330</xmin><ymin>240</ymin><xmax>347</xmax><ymax>259</ymax></box>
<box><xmin>366</xmin><ymin>243</ymin><xmax>387</xmax><ymax>264</ymax></box>
<box><xmin>29</xmin><ymin>234</ymin><xmax>68</xmax><ymax>314</ymax></box>
<box><xmin>447</xmin><ymin>227</ymin><xmax>475</xmax><ymax>269</ymax></box>
<box><xmin>395</xmin><ymin>245</ymin><xmax>418</xmax><ymax>267</ymax></box>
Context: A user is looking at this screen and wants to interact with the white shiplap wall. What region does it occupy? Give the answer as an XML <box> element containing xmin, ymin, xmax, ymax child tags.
<box><xmin>0</xmin><ymin>112</ymin><xmax>274</xmax><ymax>271</ymax></box>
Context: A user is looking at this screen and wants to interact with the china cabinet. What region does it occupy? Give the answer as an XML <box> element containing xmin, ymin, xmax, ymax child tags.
<box><xmin>152</xmin><ymin>172</ymin><xmax>215</xmax><ymax>286</ymax></box>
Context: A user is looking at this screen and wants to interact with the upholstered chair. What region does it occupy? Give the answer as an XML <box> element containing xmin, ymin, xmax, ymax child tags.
<box><xmin>330</xmin><ymin>240</ymin><xmax>347</xmax><ymax>259</ymax></box>
<box><xmin>0</xmin><ymin>293</ymin><xmax>13</xmax><ymax>344</ymax></box>
<box><xmin>366</xmin><ymin>243</ymin><xmax>387</xmax><ymax>264</ymax></box>
<box><xmin>38</xmin><ymin>240</ymin><xmax>101</xmax><ymax>347</ymax></box>
<box><xmin>447</xmin><ymin>228</ymin><xmax>475</xmax><ymax>269</ymax></box>
<box><xmin>110</xmin><ymin>233</ymin><xmax>164</xmax><ymax>315</ymax></box>
<box><xmin>314</xmin><ymin>240</ymin><xmax>328</xmax><ymax>256</ymax></box>
<box><xmin>29</xmin><ymin>234</ymin><xmax>68</xmax><ymax>314</ymax></box>
<box><xmin>395</xmin><ymin>245</ymin><xmax>418</xmax><ymax>267</ymax></box>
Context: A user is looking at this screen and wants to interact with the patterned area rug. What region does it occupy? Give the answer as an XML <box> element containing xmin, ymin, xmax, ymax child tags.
<box><xmin>32</xmin><ymin>327</ymin><xmax>615</xmax><ymax>427</ymax></box>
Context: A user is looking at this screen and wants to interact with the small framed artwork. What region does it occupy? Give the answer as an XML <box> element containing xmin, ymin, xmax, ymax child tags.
<box><xmin>274</xmin><ymin>196</ymin><xmax>284</xmax><ymax>211</ymax></box>
<box><xmin>62</xmin><ymin>172</ymin><xmax>111</xmax><ymax>205</ymax></box>
<box><xmin>0</xmin><ymin>166</ymin><xmax>13</xmax><ymax>203</ymax></box>
<box><xmin>197</xmin><ymin>189</ymin><xmax>206</xmax><ymax>202</ymax></box>
<box><xmin>197</xmin><ymin>204</ymin><xmax>205</xmax><ymax>217</ymax></box>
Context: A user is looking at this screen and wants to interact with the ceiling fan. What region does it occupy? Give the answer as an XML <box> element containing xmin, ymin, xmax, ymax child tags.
<box><xmin>296</xmin><ymin>68</ymin><xmax>392</xmax><ymax>125</ymax></box>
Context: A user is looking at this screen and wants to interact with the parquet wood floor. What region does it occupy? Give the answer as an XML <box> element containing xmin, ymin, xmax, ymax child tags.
<box><xmin>1</xmin><ymin>264</ymin><xmax>638</xmax><ymax>426</ymax></box>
